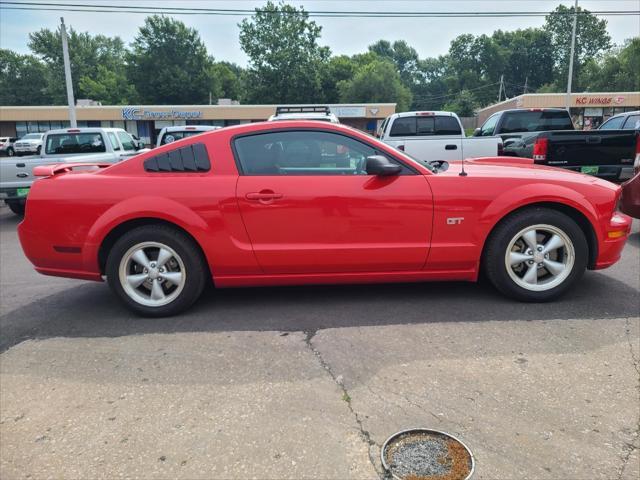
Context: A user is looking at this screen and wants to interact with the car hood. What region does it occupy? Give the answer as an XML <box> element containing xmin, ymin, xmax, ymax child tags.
<box><xmin>443</xmin><ymin>156</ymin><xmax>615</xmax><ymax>188</ymax></box>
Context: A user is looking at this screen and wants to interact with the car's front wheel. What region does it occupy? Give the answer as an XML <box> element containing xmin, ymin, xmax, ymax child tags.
<box><xmin>6</xmin><ymin>147</ymin><xmax>14</xmax><ymax>157</ymax></box>
<box><xmin>106</xmin><ymin>225</ymin><xmax>207</xmax><ymax>316</ymax></box>
<box><xmin>484</xmin><ymin>208</ymin><xmax>588</xmax><ymax>302</ymax></box>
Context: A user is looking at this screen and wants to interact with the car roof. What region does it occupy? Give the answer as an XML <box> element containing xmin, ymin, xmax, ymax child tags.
<box><xmin>46</xmin><ymin>127</ymin><xmax>126</xmax><ymax>134</ymax></box>
<box><xmin>388</xmin><ymin>111</ymin><xmax>457</xmax><ymax>119</ymax></box>
<box><xmin>608</xmin><ymin>110</ymin><xmax>640</xmax><ymax>119</ymax></box>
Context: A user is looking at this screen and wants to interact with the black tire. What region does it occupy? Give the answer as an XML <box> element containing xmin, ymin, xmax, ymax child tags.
<box><xmin>105</xmin><ymin>225</ymin><xmax>208</xmax><ymax>317</ymax></box>
<box><xmin>483</xmin><ymin>207</ymin><xmax>588</xmax><ymax>302</ymax></box>
<box><xmin>6</xmin><ymin>147</ymin><xmax>14</xmax><ymax>157</ymax></box>
<box><xmin>6</xmin><ymin>199</ymin><xmax>25</xmax><ymax>216</ymax></box>
<box><xmin>15</xmin><ymin>152</ymin><xmax>23</xmax><ymax>157</ymax></box>
<box><xmin>36</xmin><ymin>146</ymin><xmax>41</xmax><ymax>155</ymax></box>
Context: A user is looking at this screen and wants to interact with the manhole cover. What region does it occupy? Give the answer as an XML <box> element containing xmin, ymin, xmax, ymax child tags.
<box><xmin>381</xmin><ymin>428</ymin><xmax>474</xmax><ymax>480</ymax></box>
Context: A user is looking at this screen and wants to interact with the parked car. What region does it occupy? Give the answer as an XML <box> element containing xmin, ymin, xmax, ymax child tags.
<box><xmin>13</xmin><ymin>133</ymin><xmax>44</xmax><ymax>156</ymax></box>
<box><xmin>18</xmin><ymin>121</ymin><xmax>631</xmax><ymax>316</ymax></box>
<box><xmin>620</xmin><ymin>171</ymin><xmax>640</xmax><ymax>219</ymax></box>
<box><xmin>476</xmin><ymin>108</ymin><xmax>640</xmax><ymax>182</ymax></box>
<box><xmin>378</xmin><ymin>111</ymin><xmax>502</xmax><ymax>162</ymax></box>
<box><xmin>268</xmin><ymin>105</ymin><xmax>339</xmax><ymax>123</ymax></box>
<box><xmin>0</xmin><ymin>137</ymin><xmax>18</xmax><ymax>157</ymax></box>
<box><xmin>156</xmin><ymin>125</ymin><xmax>220</xmax><ymax>147</ymax></box>
<box><xmin>0</xmin><ymin>127</ymin><xmax>146</xmax><ymax>216</ymax></box>
<box><xmin>599</xmin><ymin>110</ymin><xmax>640</xmax><ymax>131</ymax></box>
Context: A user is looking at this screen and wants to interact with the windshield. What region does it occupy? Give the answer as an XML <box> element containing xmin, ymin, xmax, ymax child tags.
<box><xmin>160</xmin><ymin>130</ymin><xmax>207</xmax><ymax>145</ymax></box>
<box><xmin>22</xmin><ymin>134</ymin><xmax>43</xmax><ymax>140</ymax></box>
<box><xmin>45</xmin><ymin>133</ymin><xmax>106</xmax><ymax>155</ymax></box>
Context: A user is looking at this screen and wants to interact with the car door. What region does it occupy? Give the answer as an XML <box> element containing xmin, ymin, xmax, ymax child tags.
<box><xmin>234</xmin><ymin>129</ymin><xmax>433</xmax><ymax>274</ymax></box>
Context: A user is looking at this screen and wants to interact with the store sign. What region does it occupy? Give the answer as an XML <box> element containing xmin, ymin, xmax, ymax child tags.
<box><xmin>575</xmin><ymin>95</ymin><xmax>625</xmax><ymax>106</ymax></box>
<box><xmin>121</xmin><ymin>107</ymin><xmax>202</xmax><ymax>120</ymax></box>
<box><xmin>330</xmin><ymin>106</ymin><xmax>367</xmax><ymax>118</ymax></box>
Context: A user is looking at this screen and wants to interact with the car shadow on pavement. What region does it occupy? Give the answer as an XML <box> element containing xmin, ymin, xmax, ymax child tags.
<box><xmin>1</xmin><ymin>267</ymin><xmax>638</xmax><ymax>354</ymax></box>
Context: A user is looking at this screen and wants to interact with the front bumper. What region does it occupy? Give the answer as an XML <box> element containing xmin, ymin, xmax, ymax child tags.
<box><xmin>14</xmin><ymin>145</ymin><xmax>39</xmax><ymax>154</ymax></box>
<box><xmin>593</xmin><ymin>212</ymin><xmax>633</xmax><ymax>269</ymax></box>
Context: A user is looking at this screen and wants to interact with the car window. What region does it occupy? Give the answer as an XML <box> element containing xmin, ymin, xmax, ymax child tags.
<box><xmin>480</xmin><ymin>114</ymin><xmax>499</xmax><ymax>136</ymax></box>
<box><xmin>45</xmin><ymin>133</ymin><xmax>106</xmax><ymax>155</ymax></box>
<box><xmin>622</xmin><ymin>115</ymin><xmax>640</xmax><ymax>130</ymax></box>
<box><xmin>234</xmin><ymin>130</ymin><xmax>409</xmax><ymax>176</ymax></box>
<box><xmin>378</xmin><ymin>117</ymin><xmax>389</xmax><ymax>137</ymax></box>
<box><xmin>389</xmin><ymin>117</ymin><xmax>416</xmax><ymax>137</ymax></box>
<box><xmin>108</xmin><ymin>132</ymin><xmax>121</xmax><ymax>151</ymax></box>
<box><xmin>435</xmin><ymin>116</ymin><xmax>462</xmax><ymax>135</ymax></box>
<box><xmin>160</xmin><ymin>130</ymin><xmax>206</xmax><ymax>145</ymax></box>
<box><xmin>599</xmin><ymin>116</ymin><xmax>625</xmax><ymax>130</ymax></box>
<box><xmin>117</xmin><ymin>131</ymin><xmax>136</xmax><ymax>151</ymax></box>
<box><xmin>416</xmin><ymin>117</ymin><xmax>435</xmax><ymax>135</ymax></box>
<box><xmin>500</xmin><ymin>111</ymin><xmax>573</xmax><ymax>133</ymax></box>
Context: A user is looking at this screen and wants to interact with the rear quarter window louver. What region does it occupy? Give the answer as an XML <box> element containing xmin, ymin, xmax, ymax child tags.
<box><xmin>144</xmin><ymin>143</ymin><xmax>211</xmax><ymax>172</ymax></box>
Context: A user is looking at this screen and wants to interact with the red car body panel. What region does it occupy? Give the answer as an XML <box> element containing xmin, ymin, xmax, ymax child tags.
<box><xmin>18</xmin><ymin>121</ymin><xmax>631</xmax><ymax>287</ymax></box>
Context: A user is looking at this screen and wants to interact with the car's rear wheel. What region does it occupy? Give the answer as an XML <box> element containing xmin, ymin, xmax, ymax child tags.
<box><xmin>6</xmin><ymin>199</ymin><xmax>25</xmax><ymax>216</ymax></box>
<box><xmin>36</xmin><ymin>146</ymin><xmax>41</xmax><ymax>155</ymax></box>
<box><xmin>483</xmin><ymin>208</ymin><xmax>588</xmax><ymax>302</ymax></box>
<box><xmin>6</xmin><ymin>147</ymin><xmax>14</xmax><ymax>157</ymax></box>
<box><xmin>106</xmin><ymin>225</ymin><xmax>207</xmax><ymax>316</ymax></box>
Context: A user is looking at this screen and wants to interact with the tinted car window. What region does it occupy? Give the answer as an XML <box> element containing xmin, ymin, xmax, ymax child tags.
<box><xmin>480</xmin><ymin>114</ymin><xmax>499</xmax><ymax>136</ymax></box>
<box><xmin>599</xmin><ymin>116</ymin><xmax>625</xmax><ymax>130</ymax></box>
<box><xmin>389</xmin><ymin>117</ymin><xmax>416</xmax><ymax>137</ymax></box>
<box><xmin>500</xmin><ymin>111</ymin><xmax>573</xmax><ymax>133</ymax></box>
<box><xmin>416</xmin><ymin>117</ymin><xmax>434</xmax><ymax>135</ymax></box>
<box><xmin>622</xmin><ymin>115</ymin><xmax>640</xmax><ymax>130</ymax></box>
<box><xmin>435</xmin><ymin>116</ymin><xmax>462</xmax><ymax>135</ymax></box>
<box><xmin>45</xmin><ymin>133</ymin><xmax>106</xmax><ymax>155</ymax></box>
<box><xmin>234</xmin><ymin>130</ymin><xmax>408</xmax><ymax>176</ymax></box>
<box><xmin>118</xmin><ymin>131</ymin><xmax>135</xmax><ymax>151</ymax></box>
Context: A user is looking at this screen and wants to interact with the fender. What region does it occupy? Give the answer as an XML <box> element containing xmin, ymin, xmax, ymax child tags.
<box><xmin>82</xmin><ymin>196</ymin><xmax>212</xmax><ymax>273</ymax></box>
<box><xmin>476</xmin><ymin>182</ymin><xmax>600</xmax><ymax>246</ymax></box>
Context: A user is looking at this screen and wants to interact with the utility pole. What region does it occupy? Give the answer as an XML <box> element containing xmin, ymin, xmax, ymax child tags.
<box><xmin>60</xmin><ymin>17</ymin><xmax>77</xmax><ymax>127</ymax></box>
<box><xmin>497</xmin><ymin>74</ymin><xmax>504</xmax><ymax>102</ymax></box>
<box><xmin>523</xmin><ymin>76</ymin><xmax>528</xmax><ymax>94</ymax></box>
<box><xmin>565</xmin><ymin>0</ymin><xmax>578</xmax><ymax>111</ymax></box>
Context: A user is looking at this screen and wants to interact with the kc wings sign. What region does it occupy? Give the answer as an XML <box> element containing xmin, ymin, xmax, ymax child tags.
<box><xmin>121</xmin><ymin>107</ymin><xmax>202</xmax><ymax>120</ymax></box>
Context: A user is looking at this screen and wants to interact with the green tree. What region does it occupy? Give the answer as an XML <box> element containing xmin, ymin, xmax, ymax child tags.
<box><xmin>579</xmin><ymin>38</ymin><xmax>640</xmax><ymax>92</ymax></box>
<box><xmin>338</xmin><ymin>60</ymin><xmax>412</xmax><ymax>111</ymax></box>
<box><xmin>208</xmin><ymin>62</ymin><xmax>243</xmax><ymax>101</ymax></box>
<box><xmin>320</xmin><ymin>55</ymin><xmax>358</xmax><ymax>103</ymax></box>
<box><xmin>544</xmin><ymin>5</ymin><xmax>612</xmax><ymax>88</ymax></box>
<box><xmin>28</xmin><ymin>28</ymin><xmax>129</xmax><ymax>103</ymax></box>
<box><xmin>443</xmin><ymin>90</ymin><xmax>478</xmax><ymax>117</ymax></box>
<box><xmin>369</xmin><ymin>39</ymin><xmax>420</xmax><ymax>85</ymax></box>
<box><xmin>239</xmin><ymin>1</ymin><xmax>330</xmax><ymax>103</ymax></box>
<box><xmin>127</xmin><ymin>16</ymin><xmax>215</xmax><ymax>104</ymax></box>
<box><xmin>78</xmin><ymin>65</ymin><xmax>138</xmax><ymax>104</ymax></box>
<box><xmin>0</xmin><ymin>49</ymin><xmax>51</xmax><ymax>105</ymax></box>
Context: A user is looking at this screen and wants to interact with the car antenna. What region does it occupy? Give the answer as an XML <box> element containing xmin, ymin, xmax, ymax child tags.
<box><xmin>459</xmin><ymin>139</ymin><xmax>468</xmax><ymax>176</ymax></box>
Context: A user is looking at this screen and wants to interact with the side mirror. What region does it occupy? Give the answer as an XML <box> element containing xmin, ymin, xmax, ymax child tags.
<box><xmin>366</xmin><ymin>155</ymin><xmax>402</xmax><ymax>176</ymax></box>
<box><xmin>472</xmin><ymin>128</ymin><xmax>481</xmax><ymax>137</ymax></box>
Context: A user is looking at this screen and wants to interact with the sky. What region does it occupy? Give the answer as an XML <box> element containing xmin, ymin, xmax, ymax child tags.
<box><xmin>1</xmin><ymin>0</ymin><xmax>639</xmax><ymax>65</ymax></box>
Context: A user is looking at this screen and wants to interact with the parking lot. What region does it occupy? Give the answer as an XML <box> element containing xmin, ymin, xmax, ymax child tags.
<box><xmin>0</xmin><ymin>204</ymin><xmax>638</xmax><ymax>479</ymax></box>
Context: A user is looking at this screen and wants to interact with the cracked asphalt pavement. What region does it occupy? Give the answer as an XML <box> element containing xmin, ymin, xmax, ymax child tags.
<box><xmin>1</xmin><ymin>205</ymin><xmax>639</xmax><ymax>479</ymax></box>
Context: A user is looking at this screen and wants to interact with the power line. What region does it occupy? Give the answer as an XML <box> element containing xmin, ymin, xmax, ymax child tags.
<box><xmin>1</xmin><ymin>1</ymin><xmax>638</xmax><ymax>17</ymax></box>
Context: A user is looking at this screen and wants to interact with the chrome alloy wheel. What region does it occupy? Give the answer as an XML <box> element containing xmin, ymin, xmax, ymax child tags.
<box><xmin>118</xmin><ymin>242</ymin><xmax>186</xmax><ymax>307</ymax></box>
<box><xmin>505</xmin><ymin>224</ymin><xmax>575</xmax><ymax>292</ymax></box>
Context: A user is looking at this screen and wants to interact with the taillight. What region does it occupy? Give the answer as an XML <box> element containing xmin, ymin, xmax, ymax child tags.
<box><xmin>533</xmin><ymin>137</ymin><xmax>548</xmax><ymax>161</ymax></box>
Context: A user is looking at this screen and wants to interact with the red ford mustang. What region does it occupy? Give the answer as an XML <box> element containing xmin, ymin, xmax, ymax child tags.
<box><xmin>18</xmin><ymin>121</ymin><xmax>631</xmax><ymax>316</ymax></box>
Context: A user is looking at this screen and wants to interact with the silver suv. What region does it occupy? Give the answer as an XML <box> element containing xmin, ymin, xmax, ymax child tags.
<box><xmin>14</xmin><ymin>133</ymin><xmax>44</xmax><ymax>156</ymax></box>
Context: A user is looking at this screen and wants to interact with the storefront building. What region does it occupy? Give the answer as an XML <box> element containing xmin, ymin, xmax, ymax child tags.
<box><xmin>0</xmin><ymin>103</ymin><xmax>395</xmax><ymax>145</ymax></box>
<box><xmin>477</xmin><ymin>92</ymin><xmax>640</xmax><ymax>129</ymax></box>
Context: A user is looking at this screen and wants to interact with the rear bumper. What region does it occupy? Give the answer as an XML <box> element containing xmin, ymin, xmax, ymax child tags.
<box><xmin>18</xmin><ymin>223</ymin><xmax>102</xmax><ymax>281</ymax></box>
<box><xmin>0</xmin><ymin>187</ymin><xmax>29</xmax><ymax>201</ymax></box>
<box><xmin>563</xmin><ymin>165</ymin><xmax>635</xmax><ymax>183</ymax></box>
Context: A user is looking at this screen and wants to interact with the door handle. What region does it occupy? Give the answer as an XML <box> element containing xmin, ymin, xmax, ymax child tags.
<box><xmin>245</xmin><ymin>191</ymin><xmax>283</xmax><ymax>202</ymax></box>
<box><xmin>16</xmin><ymin>163</ymin><xmax>25</xmax><ymax>168</ymax></box>
<box><xmin>445</xmin><ymin>144</ymin><xmax>458</xmax><ymax>150</ymax></box>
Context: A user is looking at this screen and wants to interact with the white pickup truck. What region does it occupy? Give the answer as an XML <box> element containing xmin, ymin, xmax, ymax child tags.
<box><xmin>0</xmin><ymin>127</ymin><xmax>146</xmax><ymax>215</ymax></box>
<box><xmin>377</xmin><ymin>111</ymin><xmax>502</xmax><ymax>162</ymax></box>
